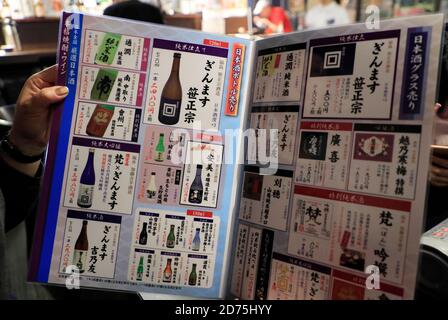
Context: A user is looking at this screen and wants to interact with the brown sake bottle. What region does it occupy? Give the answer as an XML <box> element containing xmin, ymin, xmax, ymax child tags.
<box><xmin>73</xmin><ymin>220</ymin><xmax>89</xmax><ymax>273</ymax></box>
<box><xmin>158</xmin><ymin>53</ymin><xmax>182</xmax><ymax>125</ymax></box>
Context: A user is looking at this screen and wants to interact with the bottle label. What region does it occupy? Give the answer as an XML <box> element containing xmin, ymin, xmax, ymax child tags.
<box><xmin>73</xmin><ymin>249</ymin><xmax>88</xmax><ymax>273</ymax></box>
<box><xmin>154</xmin><ymin>151</ymin><xmax>164</xmax><ymax>162</ymax></box>
<box><xmin>189</xmin><ymin>190</ymin><xmax>203</xmax><ymax>204</ymax></box>
<box><xmin>86</xmin><ymin>105</ymin><xmax>115</xmax><ymax>137</ymax></box>
<box><xmin>166</xmin><ymin>239</ymin><xmax>175</xmax><ymax>248</ymax></box>
<box><xmin>91</xmin><ymin>68</ymin><xmax>118</xmax><ymax>101</ymax></box>
<box><xmin>189</xmin><ymin>274</ymin><xmax>197</xmax><ymax>286</ymax></box>
<box><xmin>163</xmin><ymin>270</ymin><xmax>172</xmax><ymax>282</ymax></box>
<box><xmin>95</xmin><ymin>33</ymin><xmax>122</xmax><ymax>65</ymax></box>
<box><xmin>159</xmin><ymin>98</ymin><xmax>181</xmax><ymax>125</ymax></box>
<box><xmin>146</xmin><ymin>189</ymin><xmax>156</xmax><ymax>199</ymax></box>
<box><xmin>77</xmin><ymin>183</ymin><xmax>94</xmax><ymax>207</ymax></box>
<box><xmin>137</xmin><ymin>271</ymin><xmax>143</xmax><ymax>281</ymax></box>
<box><xmin>161</xmin><ymin>102</ymin><xmax>177</xmax><ymax>117</ymax></box>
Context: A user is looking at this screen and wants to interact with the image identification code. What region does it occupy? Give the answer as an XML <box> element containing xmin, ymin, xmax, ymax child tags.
<box><xmin>175</xmin><ymin>304</ymin><xmax>272</xmax><ymax>317</ymax></box>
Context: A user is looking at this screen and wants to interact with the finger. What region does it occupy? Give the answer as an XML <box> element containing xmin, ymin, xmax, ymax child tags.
<box><xmin>31</xmin><ymin>86</ymin><xmax>69</xmax><ymax>109</ymax></box>
<box><xmin>430</xmin><ymin>180</ymin><xmax>448</xmax><ymax>187</ymax></box>
<box><xmin>431</xmin><ymin>174</ymin><xmax>448</xmax><ymax>184</ymax></box>
<box><xmin>35</xmin><ymin>65</ymin><xmax>59</xmax><ymax>84</ymax></box>
<box><xmin>431</xmin><ymin>166</ymin><xmax>448</xmax><ymax>178</ymax></box>
<box><xmin>432</xmin><ymin>155</ymin><xmax>448</xmax><ymax>169</ymax></box>
<box><xmin>431</xmin><ymin>178</ymin><xmax>448</xmax><ymax>187</ymax></box>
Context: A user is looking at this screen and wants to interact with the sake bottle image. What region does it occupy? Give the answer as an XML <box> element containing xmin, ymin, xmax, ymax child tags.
<box><xmin>73</xmin><ymin>220</ymin><xmax>89</xmax><ymax>273</ymax></box>
<box><xmin>77</xmin><ymin>149</ymin><xmax>95</xmax><ymax>208</ymax></box>
<box><xmin>139</xmin><ymin>222</ymin><xmax>148</xmax><ymax>245</ymax></box>
<box><xmin>192</xmin><ymin>228</ymin><xmax>201</xmax><ymax>251</ymax></box>
<box><xmin>188</xmin><ymin>264</ymin><xmax>197</xmax><ymax>286</ymax></box>
<box><xmin>94</xmin><ymin>33</ymin><xmax>122</xmax><ymax>65</ymax></box>
<box><xmin>86</xmin><ymin>104</ymin><xmax>115</xmax><ymax>138</ymax></box>
<box><xmin>90</xmin><ymin>68</ymin><xmax>118</xmax><ymax>102</ymax></box>
<box><xmin>158</xmin><ymin>53</ymin><xmax>182</xmax><ymax>125</ymax></box>
<box><xmin>154</xmin><ymin>133</ymin><xmax>165</xmax><ymax>162</ymax></box>
<box><xmin>136</xmin><ymin>256</ymin><xmax>144</xmax><ymax>281</ymax></box>
<box><xmin>166</xmin><ymin>224</ymin><xmax>176</xmax><ymax>248</ymax></box>
<box><xmin>146</xmin><ymin>172</ymin><xmax>157</xmax><ymax>200</ymax></box>
<box><xmin>163</xmin><ymin>258</ymin><xmax>173</xmax><ymax>283</ymax></box>
<box><xmin>188</xmin><ymin>164</ymin><xmax>203</xmax><ymax>204</ymax></box>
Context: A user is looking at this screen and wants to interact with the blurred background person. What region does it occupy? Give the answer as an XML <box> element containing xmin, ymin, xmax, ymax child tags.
<box><xmin>305</xmin><ymin>0</ymin><xmax>351</xmax><ymax>29</ymax></box>
<box><xmin>253</xmin><ymin>0</ymin><xmax>292</xmax><ymax>34</ymax></box>
<box><xmin>104</xmin><ymin>0</ymin><xmax>165</xmax><ymax>24</ymax></box>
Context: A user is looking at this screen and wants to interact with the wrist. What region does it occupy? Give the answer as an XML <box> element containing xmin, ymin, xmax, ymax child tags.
<box><xmin>9</xmin><ymin>129</ymin><xmax>46</xmax><ymax>156</ymax></box>
<box><xmin>0</xmin><ymin>146</ymin><xmax>42</xmax><ymax>178</ymax></box>
<box><xmin>0</xmin><ymin>131</ymin><xmax>45</xmax><ymax>165</ymax></box>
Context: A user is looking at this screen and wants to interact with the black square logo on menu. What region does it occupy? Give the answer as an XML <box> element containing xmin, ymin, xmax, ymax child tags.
<box><xmin>310</xmin><ymin>43</ymin><xmax>356</xmax><ymax>77</ymax></box>
<box><xmin>299</xmin><ymin>132</ymin><xmax>328</xmax><ymax>160</ymax></box>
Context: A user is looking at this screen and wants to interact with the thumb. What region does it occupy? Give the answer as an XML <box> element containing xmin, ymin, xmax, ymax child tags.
<box><xmin>32</xmin><ymin>86</ymin><xmax>69</xmax><ymax>109</ymax></box>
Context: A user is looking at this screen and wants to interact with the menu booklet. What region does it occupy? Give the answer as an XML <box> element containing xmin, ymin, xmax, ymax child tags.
<box><xmin>29</xmin><ymin>12</ymin><xmax>444</xmax><ymax>300</ymax></box>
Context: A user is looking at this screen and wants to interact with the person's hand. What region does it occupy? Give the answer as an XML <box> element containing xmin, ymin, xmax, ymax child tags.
<box><xmin>431</xmin><ymin>150</ymin><xmax>448</xmax><ymax>187</ymax></box>
<box><xmin>2</xmin><ymin>65</ymin><xmax>68</xmax><ymax>176</ymax></box>
<box><xmin>431</xmin><ymin>103</ymin><xmax>448</xmax><ymax>187</ymax></box>
<box><xmin>10</xmin><ymin>65</ymin><xmax>68</xmax><ymax>157</ymax></box>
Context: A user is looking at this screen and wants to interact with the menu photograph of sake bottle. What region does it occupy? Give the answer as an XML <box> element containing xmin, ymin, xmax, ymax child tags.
<box><xmin>82</xmin><ymin>30</ymin><xmax>150</xmax><ymax>71</ymax></box>
<box><xmin>141</xmin><ymin>125</ymin><xmax>186</xmax><ymax>165</ymax></box>
<box><xmin>62</xmin><ymin>141</ymin><xmax>139</xmax><ymax>214</ymax></box>
<box><xmin>137</xmin><ymin>162</ymin><xmax>183</xmax><ymax>205</ymax></box>
<box><xmin>73</xmin><ymin>102</ymin><xmax>142</xmax><ymax>142</ymax></box>
<box><xmin>59</xmin><ymin>211</ymin><xmax>121</xmax><ymax>279</ymax></box>
<box><xmin>128</xmin><ymin>208</ymin><xmax>219</xmax><ymax>288</ymax></box>
<box><xmin>130</xmin><ymin>209</ymin><xmax>219</xmax><ymax>252</ymax></box>
<box><xmin>79</xmin><ymin>66</ymin><xmax>145</xmax><ymax>106</ymax></box>
<box><xmin>253</xmin><ymin>43</ymin><xmax>306</xmax><ymax>104</ymax></box>
<box><xmin>182</xmin><ymin>254</ymin><xmax>215</xmax><ymax>288</ymax></box>
<box><xmin>144</xmin><ymin>39</ymin><xmax>228</xmax><ymax>130</ymax></box>
<box><xmin>294</xmin><ymin>122</ymin><xmax>352</xmax><ymax>190</ymax></box>
<box><xmin>135</xmin><ymin>126</ymin><xmax>186</xmax><ymax>206</ymax></box>
<box><xmin>180</xmin><ymin>141</ymin><xmax>224</xmax><ymax>208</ymax></box>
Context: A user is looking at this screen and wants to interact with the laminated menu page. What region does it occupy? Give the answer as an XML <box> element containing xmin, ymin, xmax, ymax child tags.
<box><xmin>29</xmin><ymin>12</ymin><xmax>255</xmax><ymax>298</ymax></box>
<box><xmin>230</xmin><ymin>15</ymin><xmax>444</xmax><ymax>300</ymax></box>
<box><xmin>30</xmin><ymin>12</ymin><xmax>444</xmax><ymax>300</ymax></box>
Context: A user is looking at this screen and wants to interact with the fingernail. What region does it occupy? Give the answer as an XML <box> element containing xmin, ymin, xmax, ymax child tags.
<box><xmin>56</xmin><ymin>86</ymin><xmax>69</xmax><ymax>96</ymax></box>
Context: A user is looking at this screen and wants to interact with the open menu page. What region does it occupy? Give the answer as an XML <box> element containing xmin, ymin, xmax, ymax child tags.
<box><xmin>231</xmin><ymin>14</ymin><xmax>443</xmax><ymax>300</ymax></box>
<box><xmin>28</xmin><ymin>12</ymin><xmax>255</xmax><ymax>299</ymax></box>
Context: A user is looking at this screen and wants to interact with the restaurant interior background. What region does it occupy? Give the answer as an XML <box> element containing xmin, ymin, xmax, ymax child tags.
<box><xmin>1</xmin><ymin>0</ymin><xmax>447</xmax><ymax>127</ymax></box>
<box><xmin>1</xmin><ymin>0</ymin><xmax>448</xmax><ymax>300</ymax></box>
<box><xmin>1</xmin><ymin>0</ymin><xmax>447</xmax><ymax>122</ymax></box>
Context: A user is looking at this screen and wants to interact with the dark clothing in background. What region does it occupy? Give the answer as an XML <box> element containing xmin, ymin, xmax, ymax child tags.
<box><xmin>104</xmin><ymin>0</ymin><xmax>164</xmax><ymax>25</ymax></box>
<box><xmin>426</xmin><ymin>185</ymin><xmax>448</xmax><ymax>231</ymax></box>
<box><xmin>0</xmin><ymin>157</ymin><xmax>41</xmax><ymax>233</ymax></box>
<box><xmin>0</xmin><ymin>157</ymin><xmax>54</xmax><ymax>299</ymax></box>
<box><xmin>0</xmin><ymin>156</ymin><xmax>138</xmax><ymax>300</ymax></box>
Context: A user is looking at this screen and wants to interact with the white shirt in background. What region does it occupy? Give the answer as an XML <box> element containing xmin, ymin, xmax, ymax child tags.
<box><xmin>305</xmin><ymin>2</ymin><xmax>350</xmax><ymax>29</ymax></box>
